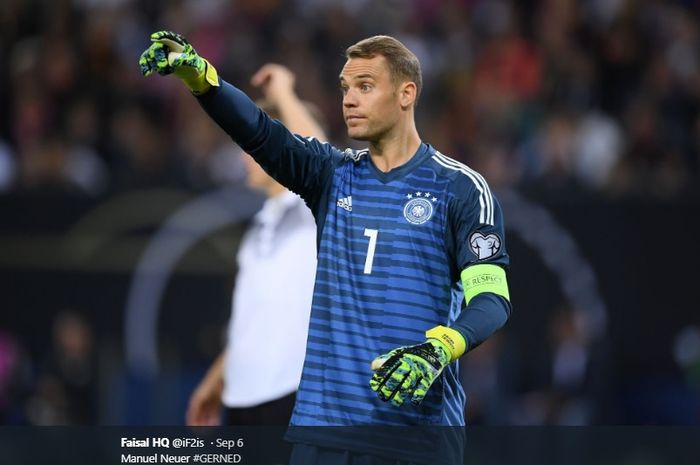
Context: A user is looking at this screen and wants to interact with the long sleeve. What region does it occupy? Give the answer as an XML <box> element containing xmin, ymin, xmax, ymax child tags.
<box><xmin>451</xmin><ymin>292</ymin><xmax>511</xmax><ymax>351</ymax></box>
<box><xmin>444</xmin><ymin>164</ymin><xmax>512</xmax><ymax>353</ymax></box>
<box><xmin>196</xmin><ymin>79</ymin><xmax>341</xmax><ymax>206</ymax></box>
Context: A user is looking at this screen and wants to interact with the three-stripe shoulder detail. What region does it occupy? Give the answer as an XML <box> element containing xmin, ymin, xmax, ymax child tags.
<box><xmin>431</xmin><ymin>152</ymin><xmax>494</xmax><ymax>225</ymax></box>
<box><xmin>343</xmin><ymin>148</ymin><xmax>369</xmax><ymax>162</ymax></box>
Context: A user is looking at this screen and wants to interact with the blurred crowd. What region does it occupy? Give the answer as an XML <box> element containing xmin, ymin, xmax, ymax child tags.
<box><xmin>1</xmin><ymin>0</ymin><xmax>700</xmax><ymax>198</ymax></box>
<box><xmin>1</xmin><ymin>311</ymin><xmax>97</xmax><ymax>425</ymax></box>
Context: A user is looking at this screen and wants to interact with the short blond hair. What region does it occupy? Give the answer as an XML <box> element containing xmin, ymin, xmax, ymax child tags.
<box><xmin>345</xmin><ymin>35</ymin><xmax>422</xmax><ymax>106</ymax></box>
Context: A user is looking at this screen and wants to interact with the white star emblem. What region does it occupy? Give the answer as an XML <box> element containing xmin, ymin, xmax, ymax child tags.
<box><xmin>407</xmin><ymin>193</ymin><xmax>413</xmax><ymax>199</ymax></box>
<box><xmin>431</xmin><ymin>196</ymin><xmax>437</xmax><ymax>202</ymax></box>
<box><xmin>416</xmin><ymin>191</ymin><xmax>422</xmax><ymax>197</ymax></box>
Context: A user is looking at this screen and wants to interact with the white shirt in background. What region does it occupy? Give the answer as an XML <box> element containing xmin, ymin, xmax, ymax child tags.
<box><xmin>222</xmin><ymin>191</ymin><xmax>316</xmax><ymax>407</ymax></box>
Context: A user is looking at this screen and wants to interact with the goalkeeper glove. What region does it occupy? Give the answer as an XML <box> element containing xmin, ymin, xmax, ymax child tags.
<box><xmin>139</xmin><ymin>30</ymin><xmax>219</xmax><ymax>95</ymax></box>
<box><xmin>369</xmin><ymin>325</ymin><xmax>466</xmax><ymax>406</ymax></box>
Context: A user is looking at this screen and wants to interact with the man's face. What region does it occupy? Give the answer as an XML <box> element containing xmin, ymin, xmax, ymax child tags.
<box><xmin>339</xmin><ymin>55</ymin><xmax>402</xmax><ymax>141</ymax></box>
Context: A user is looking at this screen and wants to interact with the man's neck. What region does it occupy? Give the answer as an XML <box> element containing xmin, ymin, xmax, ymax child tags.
<box><xmin>265</xmin><ymin>182</ymin><xmax>288</xmax><ymax>199</ymax></box>
<box><xmin>368</xmin><ymin>121</ymin><xmax>421</xmax><ymax>172</ymax></box>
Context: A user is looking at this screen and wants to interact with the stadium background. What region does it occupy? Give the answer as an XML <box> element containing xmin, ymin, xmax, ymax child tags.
<box><xmin>0</xmin><ymin>0</ymin><xmax>699</xmax><ymax>426</ymax></box>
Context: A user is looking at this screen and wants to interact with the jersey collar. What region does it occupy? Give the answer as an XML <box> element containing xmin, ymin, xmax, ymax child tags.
<box><xmin>366</xmin><ymin>142</ymin><xmax>431</xmax><ymax>183</ymax></box>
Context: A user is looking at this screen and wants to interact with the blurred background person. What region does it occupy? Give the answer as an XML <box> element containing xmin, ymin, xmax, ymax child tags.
<box><xmin>0</xmin><ymin>329</ymin><xmax>32</xmax><ymax>424</ymax></box>
<box><xmin>25</xmin><ymin>310</ymin><xmax>97</xmax><ymax>425</ymax></box>
<box><xmin>186</xmin><ymin>64</ymin><xmax>326</xmax><ymax>426</ymax></box>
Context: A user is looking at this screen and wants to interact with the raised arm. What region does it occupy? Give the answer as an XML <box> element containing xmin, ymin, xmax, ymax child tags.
<box><xmin>251</xmin><ymin>64</ymin><xmax>327</xmax><ymax>140</ymax></box>
<box><xmin>139</xmin><ymin>31</ymin><xmax>339</xmax><ymax>206</ymax></box>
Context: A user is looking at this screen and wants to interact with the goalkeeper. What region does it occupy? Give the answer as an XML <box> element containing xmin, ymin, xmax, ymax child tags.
<box><xmin>140</xmin><ymin>31</ymin><xmax>512</xmax><ymax>465</ymax></box>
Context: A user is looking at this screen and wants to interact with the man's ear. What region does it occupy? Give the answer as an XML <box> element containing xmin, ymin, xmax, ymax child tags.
<box><xmin>399</xmin><ymin>81</ymin><xmax>417</xmax><ymax>109</ymax></box>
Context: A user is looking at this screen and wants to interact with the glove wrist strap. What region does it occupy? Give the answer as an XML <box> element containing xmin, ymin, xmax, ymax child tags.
<box><xmin>426</xmin><ymin>325</ymin><xmax>467</xmax><ymax>362</ymax></box>
<box><xmin>181</xmin><ymin>59</ymin><xmax>220</xmax><ymax>95</ymax></box>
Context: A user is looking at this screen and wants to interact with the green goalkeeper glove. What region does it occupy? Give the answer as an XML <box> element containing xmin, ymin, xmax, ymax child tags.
<box><xmin>139</xmin><ymin>30</ymin><xmax>219</xmax><ymax>95</ymax></box>
<box><xmin>369</xmin><ymin>325</ymin><xmax>466</xmax><ymax>406</ymax></box>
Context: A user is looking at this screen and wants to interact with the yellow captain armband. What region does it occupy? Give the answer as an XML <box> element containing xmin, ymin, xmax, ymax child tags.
<box><xmin>426</xmin><ymin>325</ymin><xmax>467</xmax><ymax>361</ymax></box>
<box><xmin>461</xmin><ymin>263</ymin><xmax>510</xmax><ymax>305</ymax></box>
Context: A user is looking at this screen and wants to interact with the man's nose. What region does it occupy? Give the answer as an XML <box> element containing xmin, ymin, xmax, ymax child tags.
<box><xmin>343</xmin><ymin>90</ymin><xmax>357</xmax><ymax>107</ymax></box>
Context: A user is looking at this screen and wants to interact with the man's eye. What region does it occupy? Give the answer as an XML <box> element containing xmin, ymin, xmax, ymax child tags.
<box><xmin>361</xmin><ymin>84</ymin><xmax>371</xmax><ymax>92</ymax></box>
<box><xmin>340</xmin><ymin>87</ymin><xmax>348</xmax><ymax>95</ymax></box>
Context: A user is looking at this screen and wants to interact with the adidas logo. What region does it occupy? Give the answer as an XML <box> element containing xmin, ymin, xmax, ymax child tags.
<box><xmin>336</xmin><ymin>196</ymin><xmax>352</xmax><ymax>211</ymax></box>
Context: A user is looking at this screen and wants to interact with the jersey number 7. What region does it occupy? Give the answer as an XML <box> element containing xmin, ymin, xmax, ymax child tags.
<box><xmin>363</xmin><ymin>228</ymin><xmax>378</xmax><ymax>274</ymax></box>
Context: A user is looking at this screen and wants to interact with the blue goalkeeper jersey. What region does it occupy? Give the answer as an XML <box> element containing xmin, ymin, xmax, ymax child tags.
<box><xmin>198</xmin><ymin>81</ymin><xmax>510</xmax><ymax>459</ymax></box>
<box><xmin>288</xmin><ymin>141</ymin><xmax>506</xmax><ymax>427</ymax></box>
